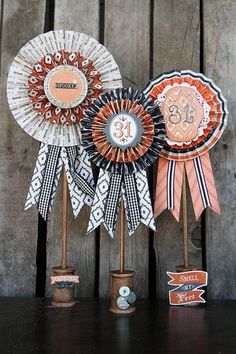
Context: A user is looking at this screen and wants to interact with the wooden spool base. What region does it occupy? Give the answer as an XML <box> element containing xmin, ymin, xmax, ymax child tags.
<box><xmin>175</xmin><ymin>265</ymin><xmax>201</xmax><ymax>306</ymax></box>
<box><xmin>51</xmin><ymin>266</ymin><xmax>77</xmax><ymax>308</ymax></box>
<box><xmin>175</xmin><ymin>265</ymin><xmax>200</xmax><ymax>272</ymax></box>
<box><xmin>109</xmin><ymin>270</ymin><xmax>136</xmax><ymax>314</ymax></box>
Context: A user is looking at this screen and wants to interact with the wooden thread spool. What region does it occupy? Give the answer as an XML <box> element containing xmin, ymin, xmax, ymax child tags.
<box><xmin>110</xmin><ymin>270</ymin><xmax>135</xmax><ymax>314</ymax></box>
<box><xmin>52</xmin><ymin>266</ymin><xmax>76</xmax><ymax>307</ymax></box>
<box><xmin>109</xmin><ymin>201</ymin><xmax>136</xmax><ymax>314</ymax></box>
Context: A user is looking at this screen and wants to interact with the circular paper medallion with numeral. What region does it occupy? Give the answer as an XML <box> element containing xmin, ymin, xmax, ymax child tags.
<box><xmin>144</xmin><ymin>70</ymin><xmax>228</xmax><ymax>161</ymax></box>
<box><xmin>104</xmin><ymin>111</ymin><xmax>144</xmax><ymax>150</ymax></box>
<box><xmin>7</xmin><ymin>30</ymin><xmax>122</xmax><ymax>146</ymax></box>
<box><xmin>81</xmin><ymin>88</ymin><xmax>165</xmax><ymax>174</ymax></box>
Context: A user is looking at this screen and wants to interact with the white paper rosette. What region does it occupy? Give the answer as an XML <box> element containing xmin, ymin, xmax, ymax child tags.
<box><xmin>7</xmin><ymin>30</ymin><xmax>122</xmax><ymax>147</ymax></box>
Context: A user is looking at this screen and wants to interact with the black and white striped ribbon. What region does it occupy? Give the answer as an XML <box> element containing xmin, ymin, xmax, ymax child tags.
<box><xmin>165</xmin><ymin>157</ymin><xmax>212</xmax><ymax>216</ymax></box>
<box><xmin>167</xmin><ymin>160</ymin><xmax>176</xmax><ymax>210</ymax></box>
<box><xmin>193</xmin><ymin>157</ymin><xmax>211</xmax><ymax>208</ymax></box>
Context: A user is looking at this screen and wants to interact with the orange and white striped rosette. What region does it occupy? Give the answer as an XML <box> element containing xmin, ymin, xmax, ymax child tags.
<box><xmin>144</xmin><ymin>70</ymin><xmax>228</xmax><ymax>221</ymax></box>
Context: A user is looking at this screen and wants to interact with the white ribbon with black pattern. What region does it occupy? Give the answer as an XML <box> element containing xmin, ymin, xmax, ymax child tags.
<box><xmin>25</xmin><ymin>143</ymin><xmax>95</xmax><ymax>220</ymax></box>
<box><xmin>87</xmin><ymin>169</ymin><xmax>155</xmax><ymax>237</ymax></box>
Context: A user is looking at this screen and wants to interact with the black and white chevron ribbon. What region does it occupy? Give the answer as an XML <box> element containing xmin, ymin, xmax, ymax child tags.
<box><xmin>87</xmin><ymin>169</ymin><xmax>155</xmax><ymax>237</ymax></box>
<box><xmin>25</xmin><ymin>143</ymin><xmax>95</xmax><ymax>220</ymax></box>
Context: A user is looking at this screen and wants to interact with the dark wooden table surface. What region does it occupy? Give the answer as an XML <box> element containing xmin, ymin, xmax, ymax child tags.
<box><xmin>0</xmin><ymin>298</ymin><xmax>235</xmax><ymax>354</ymax></box>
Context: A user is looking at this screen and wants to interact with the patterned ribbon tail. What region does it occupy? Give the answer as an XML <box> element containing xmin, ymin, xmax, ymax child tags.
<box><xmin>185</xmin><ymin>152</ymin><xmax>220</xmax><ymax>220</ymax></box>
<box><xmin>63</xmin><ymin>146</ymin><xmax>95</xmax><ymax>217</ymax></box>
<box><xmin>170</xmin><ymin>161</ymin><xmax>184</xmax><ymax>221</ymax></box>
<box><xmin>25</xmin><ymin>144</ymin><xmax>95</xmax><ymax>220</ymax></box>
<box><xmin>154</xmin><ymin>158</ymin><xmax>168</xmax><ymax>218</ymax></box>
<box><xmin>87</xmin><ymin>169</ymin><xmax>112</xmax><ymax>235</ymax></box>
<box><xmin>25</xmin><ymin>144</ymin><xmax>63</xmax><ymax>220</ymax></box>
<box><xmin>88</xmin><ymin>171</ymin><xmax>122</xmax><ymax>237</ymax></box>
<box><xmin>88</xmin><ymin>170</ymin><xmax>155</xmax><ymax>237</ymax></box>
<box><xmin>123</xmin><ymin>171</ymin><xmax>156</xmax><ymax>235</ymax></box>
<box><xmin>154</xmin><ymin>157</ymin><xmax>184</xmax><ymax>222</ymax></box>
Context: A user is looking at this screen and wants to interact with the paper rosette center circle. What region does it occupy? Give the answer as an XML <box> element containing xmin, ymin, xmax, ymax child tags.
<box><xmin>44</xmin><ymin>65</ymin><xmax>88</xmax><ymax>109</ymax></box>
<box><xmin>104</xmin><ymin>112</ymin><xmax>144</xmax><ymax>151</ymax></box>
<box><xmin>163</xmin><ymin>87</ymin><xmax>204</xmax><ymax>143</ymax></box>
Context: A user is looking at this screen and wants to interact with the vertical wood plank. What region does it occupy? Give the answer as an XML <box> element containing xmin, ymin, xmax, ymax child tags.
<box><xmin>46</xmin><ymin>0</ymin><xmax>100</xmax><ymax>297</ymax></box>
<box><xmin>0</xmin><ymin>0</ymin><xmax>46</xmax><ymax>296</ymax></box>
<box><xmin>203</xmin><ymin>0</ymin><xmax>236</xmax><ymax>298</ymax></box>
<box><xmin>152</xmin><ymin>0</ymin><xmax>202</xmax><ymax>298</ymax></box>
<box><xmin>99</xmin><ymin>0</ymin><xmax>151</xmax><ymax>298</ymax></box>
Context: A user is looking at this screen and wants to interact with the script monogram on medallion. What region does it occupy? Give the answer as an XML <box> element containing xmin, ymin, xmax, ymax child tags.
<box><xmin>163</xmin><ymin>87</ymin><xmax>204</xmax><ymax>142</ymax></box>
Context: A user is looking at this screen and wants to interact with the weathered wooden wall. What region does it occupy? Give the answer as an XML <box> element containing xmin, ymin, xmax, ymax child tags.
<box><xmin>204</xmin><ymin>0</ymin><xmax>236</xmax><ymax>299</ymax></box>
<box><xmin>0</xmin><ymin>0</ymin><xmax>235</xmax><ymax>299</ymax></box>
<box><xmin>0</xmin><ymin>0</ymin><xmax>46</xmax><ymax>296</ymax></box>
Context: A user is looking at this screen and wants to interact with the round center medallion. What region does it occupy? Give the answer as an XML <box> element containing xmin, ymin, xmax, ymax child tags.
<box><xmin>162</xmin><ymin>86</ymin><xmax>204</xmax><ymax>143</ymax></box>
<box><xmin>104</xmin><ymin>112</ymin><xmax>144</xmax><ymax>150</ymax></box>
<box><xmin>44</xmin><ymin>65</ymin><xmax>88</xmax><ymax>109</ymax></box>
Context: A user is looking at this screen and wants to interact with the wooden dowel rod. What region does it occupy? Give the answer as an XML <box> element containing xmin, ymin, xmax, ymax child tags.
<box><xmin>61</xmin><ymin>166</ymin><xmax>68</xmax><ymax>270</ymax></box>
<box><xmin>182</xmin><ymin>170</ymin><xmax>189</xmax><ymax>269</ymax></box>
<box><xmin>119</xmin><ymin>200</ymin><xmax>125</xmax><ymax>274</ymax></box>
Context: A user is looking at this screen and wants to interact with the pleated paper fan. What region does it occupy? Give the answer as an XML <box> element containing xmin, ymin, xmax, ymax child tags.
<box><xmin>81</xmin><ymin>87</ymin><xmax>165</xmax><ymax>174</ymax></box>
<box><xmin>7</xmin><ymin>30</ymin><xmax>122</xmax><ymax>147</ymax></box>
<box><xmin>144</xmin><ymin>70</ymin><xmax>228</xmax><ymax>161</ymax></box>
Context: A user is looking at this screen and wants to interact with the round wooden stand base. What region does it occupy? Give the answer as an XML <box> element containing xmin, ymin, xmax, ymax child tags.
<box><xmin>175</xmin><ymin>264</ymin><xmax>200</xmax><ymax>272</ymax></box>
<box><xmin>175</xmin><ymin>265</ymin><xmax>201</xmax><ymax>306</ymax></box>
<box><xmin>109</xmin><ymin>270</ymin><xmax>136</xmax><ymax>314</ymax></box>
<box><xmin>51</xmin><ymin>266</ymin><xmax>76</xmax><ymax>308</ymax></box>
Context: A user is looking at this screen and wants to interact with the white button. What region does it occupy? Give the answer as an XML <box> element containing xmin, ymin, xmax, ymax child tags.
<box><xmin>116</xmin><ymin>296</ymin><xmax>129</xmax><ymax>310</ymax></box>
<box><xmin>119</xmin><ymin>286</ymin><xmax>130</xmax><ymax>297</ymax></box>
<box><xmin>126</xmin><ymin>291</ymin><xmax>136</xmax><ymax>304</ymax></box>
